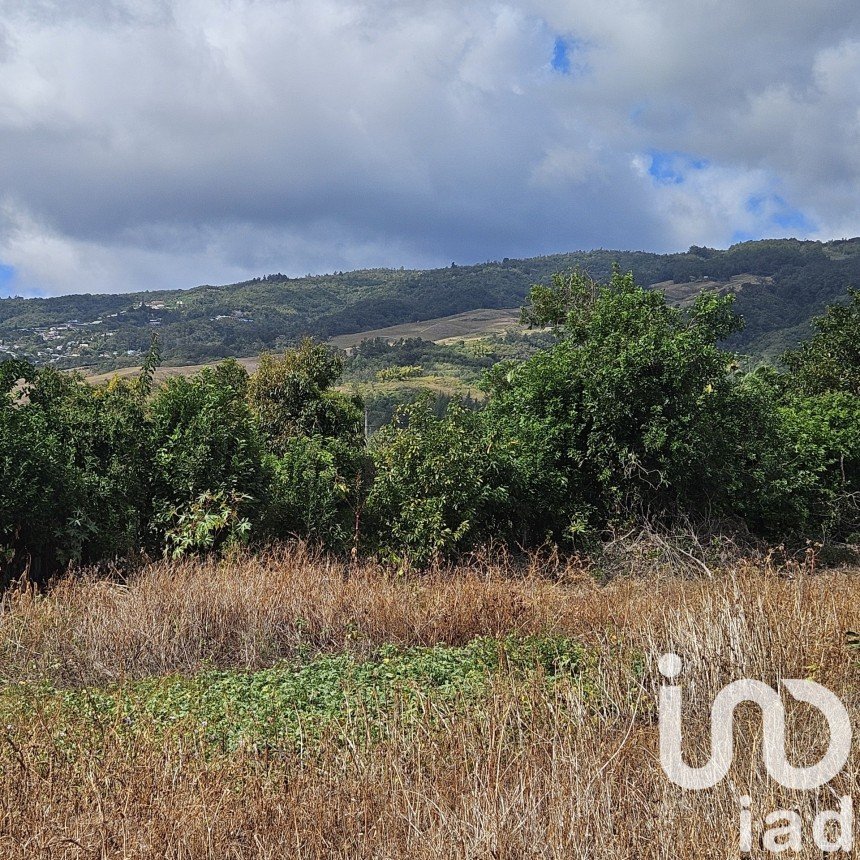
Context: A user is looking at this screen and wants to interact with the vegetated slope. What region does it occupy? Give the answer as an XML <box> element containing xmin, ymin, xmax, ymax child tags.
<box><xmin>2</xmin><ymin>237</ymin><xmax>859</xmax><ymax>371</ymax></box>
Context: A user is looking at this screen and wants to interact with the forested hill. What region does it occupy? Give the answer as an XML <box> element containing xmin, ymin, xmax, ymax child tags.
<box><xmin>2</xmin><ymin>237</ymin><xmax>859</xmax><ymax>371</ymax></box>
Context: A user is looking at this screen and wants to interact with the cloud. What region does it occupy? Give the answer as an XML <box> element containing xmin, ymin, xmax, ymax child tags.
<box><xmin>0</xmin><ymin>0</ymin><xmax>858</xmax><ymax>295</ymax></box>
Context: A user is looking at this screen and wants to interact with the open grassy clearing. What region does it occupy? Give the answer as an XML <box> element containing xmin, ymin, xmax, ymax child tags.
<box><xmin>84</xmin><ymin>357</ymin><xmax>262</xmax><ymax>387</ymax></box>
<box><xmin>341</xmin><ymin>373</ymin><xmax>480</xmax><ymax>398</ymax></box>
<box><xmin>2</xmin><ymin>549</ymin><xmax>860</xmax><ymax>857</ymax></box>
<box><xmin>650</xmin><ymin>271</ymin><xmax>775</xmax><ymax>305</ymax></box>
<box><xmin>327</xmin><ymin>308</ymin><xmax>524</xmax><ymax>349</ymax></box>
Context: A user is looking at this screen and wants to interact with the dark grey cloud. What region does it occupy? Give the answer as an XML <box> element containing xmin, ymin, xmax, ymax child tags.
<box><xmin>0</xmin><ymin>0</ymin><xmax>858</xmax><ymax>295</ymax></box>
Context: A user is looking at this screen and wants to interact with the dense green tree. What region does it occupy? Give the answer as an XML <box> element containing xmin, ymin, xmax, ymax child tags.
<box><xmin>366</xmin><ymin>398</ymin><xmax>510</xmax><ymax>562</ymax></box>
<box><xmin>247</xmin><ymin>340</ymin><xmax>370</xmax><ymax>550</ymax></box>
<box><xmin>148</xmin><ymin>360</ymin><xmax>265</xmax><ymax>556</ymax></box>
<box><xmin>777</xmin><ymin>290</ymin><xmax>860</xmax><ymax>536</ymax></box>
<box><xmin>782</xmin><ymin>289</ymin><xmax>860</xmax><ymax>396</ymax></box>
<box><xmin>777</xmin><ymin>390</ymin><xmax>860</xmax><ymax>537</ymax></box>
<box><xmin>487</xmin><ymin>270</ymin><xmax>785</xmax><ymax>539</ymax></box>
<box><xmin>261</xmin><ymin>435</ymin><xmax>369</xmax><ymax>550</ymax></box>
<box><xmin>247</xmin><ymin>339</ymin><xmax>362</xmax><ymax>450</ymax></box>
<box><xmin>0</xmin><ymin>363</ymin><xmax>150</xmax><ymax>582</ymax></box>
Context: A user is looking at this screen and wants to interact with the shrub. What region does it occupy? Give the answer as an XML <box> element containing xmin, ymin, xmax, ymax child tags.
<box><xmin>247</xmin><ymin>339</ymin><xmax>362</xmax><ymax>451</ymax></box>
<box><xmin>148</xmin><ymin>361</ymin><xmax>265</xmax><ymax>554</ymax></box>
<box><xmin>0</xmin><ymin>363</ymin><xmax>150</xmax><ymax>581</ymax></box>
<box><xmin>366</xmin><ymin>398</ymin><xmax>510</xmax><ymax>562</ymax></box>
<box><xmin>261</xmin><ymin>436</ymin><xmax>371</xmax><ymax>550</ymax></box>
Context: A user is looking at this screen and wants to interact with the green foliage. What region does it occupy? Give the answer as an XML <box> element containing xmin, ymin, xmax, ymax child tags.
<box><xmin>157</xmin><ymin>489</ymin><xmax>253</xmax><ymax>558</ymax></box>
<box><xmin>0</xmin><ymin>340</ymin><xmax>375</xmax><ymax>572</ymax></box>
<box><xmin>4</xmin><ymin>237</ymin><xmax>860</xmax><ymax>373</ymax></box>
<box><xmin>342</xmin><ymin>337</ymin><xmax>494</xmax><ymax>385</ymax></box>
<box><xmin>366</xmin><ymin>398</ymin><xmax>510</xmax><ymax>562</ymax></box>
<box><xmin>339</xmin><ymin>336</ymin><xmax>494</xmax><ymax>434</ymax></box>
<box><xmin>1</xmin><ymin>636</ymin><xmax>591</xmax><ymax>751</ymax></box>
<box><xmin>136</xmin><ymin>332</ymin><xmax>162</xmax><ymax>397</ymax></box>
<box><xmin>482</xmin><ymin>268</ymin><xmax>859</xmax><ymax>543</ymax></box>
<box><xmin>0</xmin><ymin>364</ymin><xmax>150</xmax><ymax>581</ymax></box>
<box><xmin>261</xmin><ymin>436</ymin><xmax>370</xmax><ymax>549</ymax></box>
<box><xmin>488</xmin><ymin>270</ymin><xmax>755</xmax><ymax>538</ymax></box>
<box><xmin>247</xmin><ymin>340</ymin><xmax>370</xmax><ymax>549</ymax></box>
<box><xmin>777</xmin><ymin>390</ymin><xmax>860</xmax><ymax>536</ymax></box>
<box><xmin>782</xmin><ymin>289</ymin><xmax>860</xmax><ymax>396</ymax></box>
<box><xmin>769</xmin><ymin>291</ymin><xmax>860</xmax><ymax>536</ymax></box>
<box><xmin>248</xmin><ymin>339</ymin><xmax>362</xmax><ymax>451</ymax></box>
<box><xmin>148</xmin><ymin>361</ymin><xmax>265</xmax><ymax>554</ymax></box>
<box><xmin>4</xmin><ymin>266</ymin><xmax>860</xmax><ymax>581</ymax></box>
<box><xmin>375</xmin><ymin>364</ymin><xmax>423</xmax><ymax>382</ymax></box>
<box><xmin>520</xmin><ymin>270</ymin><xmax>599</xmax><ymax>330</ymax></box>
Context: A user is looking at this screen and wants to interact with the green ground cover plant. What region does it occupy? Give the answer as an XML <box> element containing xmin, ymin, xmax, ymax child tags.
<box><xmin>0</xmin><ymin>635</ymin><xmax>593</xmax><ymax>753</ymax></box>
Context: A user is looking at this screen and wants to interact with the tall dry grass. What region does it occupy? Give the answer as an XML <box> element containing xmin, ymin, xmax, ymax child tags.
<box><xmin>0</xmin><ymin>545</ymin><xmax>597</xmax><ymax>685</ymax></box>
<box><xmin>1</xmin><ymin>547</ymin><xmax>860</xmax><ymax>858</ymax></box>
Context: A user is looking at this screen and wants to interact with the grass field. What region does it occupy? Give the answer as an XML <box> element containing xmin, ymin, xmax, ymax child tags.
<box><xmin>327</xmin><ymin>308</ymin><xmax>524</xmax><ymax>349</ymax></box>
<box><xmin>84</xmin><ymin>308</ymin><xmax>524</xmax><ymax>386</ymax></box>
<box><xmin>653</xmin><ymin>272</ymin><xmax>774</xmax><ymax>306</ymax></box>
<box><xmin>85</xmin><ymin>357</ymin><xmax>262</xmax><ymax>387</ymax></box>
<box><xmin>1</xmin><ymin>547</ymin><xmax>860</xmax><ymax>858</ymax></box>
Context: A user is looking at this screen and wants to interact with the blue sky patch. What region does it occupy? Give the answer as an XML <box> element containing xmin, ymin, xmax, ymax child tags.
<box><xmin>745</xmin><ymin>194</ymin><xmax>767</xmax><ymax>215</ymax></box>
<box><xmin>0</xmin><ymin>263</ymin><xmax>15</xmax><ymax>297</ymax></box>
<box><xmin>648</xmin><ymin>150</ymin><xmax>709</xmax><ymax>185</ymax></box>
<box><xmin>550</xmin><ymin>35</ymin><xmax>589</xmax><ymax>76</ymax></box>
<box><xmin>746</xmin><ymin>193</ymin><xmax>815</xmax><ymax>233</ymax></box>
<box><xmin>551</xmin><ymin>37</ymin><xmax>571</xmax><ymax>74</ymax></box>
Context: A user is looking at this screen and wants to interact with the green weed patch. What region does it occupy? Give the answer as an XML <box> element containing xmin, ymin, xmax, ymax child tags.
<box><xmin>0</xmin><ymin>635</ymin><xmax>593</xmax><ymax>754</ymax></box>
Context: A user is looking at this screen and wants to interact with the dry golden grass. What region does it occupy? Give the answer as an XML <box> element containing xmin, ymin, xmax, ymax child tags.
<box><xmin>84</xmin><ymin>358</ymin><xmax>261</xmax><ymax>387</ymax></box>
<box><xmin>0</xmin><ymin>546</ymin><xmax>595</xmax><ymax>685</ymax></box>
<box><xmin>327</xmin><ymin>308</ymin><xmax>523</xmax><ymax>349</ymax></box>
<box><xmin>2</xmin><ymin>548</ymin><xmax>860</xmax><ymax>858</ymax></box>
<box><xmin>84</xmin><ymin>307</ymin><xmax>524</xmax><ymax>386</ymax></box>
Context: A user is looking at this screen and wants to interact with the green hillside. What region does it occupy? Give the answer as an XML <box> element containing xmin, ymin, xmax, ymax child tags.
<box><xmin>2</xmin><ymin>237</ymin><xmax>859</xmax><ymax>371</ymax></box>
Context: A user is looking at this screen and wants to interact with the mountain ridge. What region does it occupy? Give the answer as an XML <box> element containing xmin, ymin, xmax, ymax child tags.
<box><xmin>2</xmin><ymin>237</ymin><xmax>859</xmax><ymax>371</ymax></box>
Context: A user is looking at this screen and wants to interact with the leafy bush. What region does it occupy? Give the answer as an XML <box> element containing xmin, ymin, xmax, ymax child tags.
<box><xmin>156</xmin><ymin>489</ymin><xmax>253</xmax><ymax>558</ymax></box>
<box><xmin>148</xmin><ymin>361</ymin><xmax>265</xmax><ymax>554</ymax></box>
<box><xmin>376</xmin><ymin>365</ymin><xmax>423</xmax><ymax>382</ymax></box>
<box><xmin>247</xmin><ymin>341</ymin><xmax>370</xmax><ymax>549</ymax></box>
<box><xmin>0</xmin><ymin>364</ymin><xmax>150</xmax><ymax>582</ymax></box>
<box><xmin>366</xmin><ymin>398</ymin><xmax>510</xmax><ymax>562</ymax></box>
<box><xmin>484</xmin><ymin>268</ymin><xmax>860</xmax><ymax>543</ymax></box>
<box><xmin>4</xmin><ymin>271</ymin><xmax>860</xmax><ymax>582</ymax></box>
<box><xmin>487</xmin><ymin>270</ymin><xmax>754</xmax><ymax>537</ymax></box>
<box><xmin>782</xmin><ymin>288</ymin><xmax>860</xmax><ymax>396</ymax></box>
<box><xmin>777</xmin><ymin>390</ymin><xmax>860</xmax><ymax>537</ymax></box>
<box><xmin>262</xmin><ymin>436</ymin><xmax>370</xmax><ymax>549</ymax></box>
<box><xmin>247</xmin><ymin>339</ymin><xmax>363</xmax><ymax>451</ymax></box>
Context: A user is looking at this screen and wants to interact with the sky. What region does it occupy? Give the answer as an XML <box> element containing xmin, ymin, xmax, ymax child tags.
<box><xmin>0</xmin><ymin>1</ymin><xmax>859</xmax><ymax>297</ymax></box>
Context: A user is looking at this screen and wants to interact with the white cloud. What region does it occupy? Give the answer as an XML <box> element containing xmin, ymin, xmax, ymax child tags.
<box><xmin>0</xmin><ymin>0</ymin><xmax>858</xmax><ymax>295</ymax></box>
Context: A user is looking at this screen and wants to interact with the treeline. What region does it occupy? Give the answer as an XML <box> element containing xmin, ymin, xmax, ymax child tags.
<box><xmin>2</xmin><ymin>269</ymin><xmax>859</xmax><ymax>584</ymax></box>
